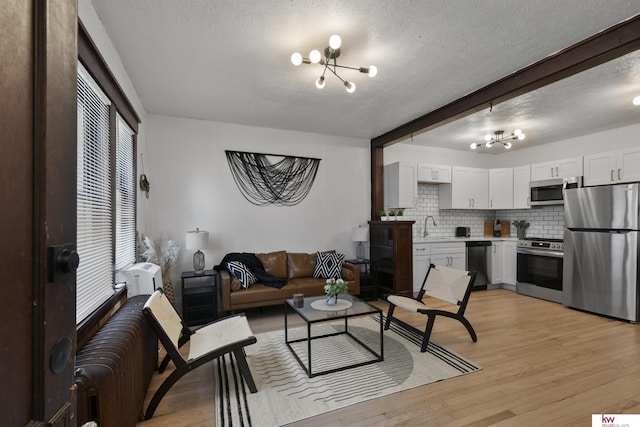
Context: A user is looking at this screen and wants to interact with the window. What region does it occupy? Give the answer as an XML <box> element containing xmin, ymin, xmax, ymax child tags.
<box><xmin>76</xmin><ymin>23</ymin><xmax>140</xmax><ymax>327</ymax></box>
<box><xmin>76</xmin><ymin>65</ymin><xmax>115</xmax><ymax>323</ymax></box>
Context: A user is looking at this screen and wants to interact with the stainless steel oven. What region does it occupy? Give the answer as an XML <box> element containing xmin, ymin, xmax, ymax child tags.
<box><xmin>516</xmin><ymin>238</ymin><xmax>564</xmax><ymax>303</ymax></box>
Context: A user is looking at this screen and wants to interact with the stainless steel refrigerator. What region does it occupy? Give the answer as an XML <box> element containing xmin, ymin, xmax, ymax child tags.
<box><xmin>563</xmin><ymin>183</ymin><xmax>639</xmax><ymax>322</ymax></box>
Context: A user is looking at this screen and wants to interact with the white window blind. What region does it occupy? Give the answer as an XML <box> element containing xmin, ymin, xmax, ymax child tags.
<box><xmin>76</xmin><ymin>65</ymin><xmax>115</xmax><ymax>323</ymax></box>
<box><xmin>115</xmin><ymin>115</ymin><xmax>136</xmax><ymax>271</ymax></box>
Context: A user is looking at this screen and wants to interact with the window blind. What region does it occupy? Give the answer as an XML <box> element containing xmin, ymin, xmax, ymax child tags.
<box><xmin>115</xmin><ymin>115</ymin><xmax>136</xmax><ymax>271</ymax></box>
<box><xmin>76</xmin><ymin>64</ymin><xmax>115</xmax><ymax>323</ymax></box>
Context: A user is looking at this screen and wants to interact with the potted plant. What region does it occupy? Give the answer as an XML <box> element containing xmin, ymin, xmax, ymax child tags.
<box><xmin>388</xmin><ymin>209</ymin><xmax>396</xmax><ymax>221</ymax></box>
<box><xmin>379</xmin><ymin>210</ymin><xmax>388</xmax><ymax>221</ymax></box>
<box><xmin>324</xmin><ymin>278</ymin><xmax>349</xmax><ymax>305</ymax></box>
<box><xmin>396</xmin><ymin>208</ymin><xmax>404</xmax><ymax>220</ymax></box>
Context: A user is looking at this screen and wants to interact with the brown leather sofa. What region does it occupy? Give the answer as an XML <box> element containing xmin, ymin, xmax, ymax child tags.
<box><xmin>220</xmin><ymin>250</ymin><xmax>360</xmax><ymax>312</ymax></box>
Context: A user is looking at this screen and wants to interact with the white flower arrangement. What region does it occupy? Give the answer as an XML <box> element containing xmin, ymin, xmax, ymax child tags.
<box><xmin>140</xmin><ymin>235</ymin><xmax>180</xmax><ymax>276</ymax></box>
<box><xmin>324</xmin><ymin>278</ymin><xmax>349</xmax><ymax>297</ymax></box>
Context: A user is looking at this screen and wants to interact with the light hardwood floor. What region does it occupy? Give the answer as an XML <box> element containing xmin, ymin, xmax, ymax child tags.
<box><xmin>137</xmin><ymin>290</ymin><xmax>640</xmax><ymax>426</ymax></box>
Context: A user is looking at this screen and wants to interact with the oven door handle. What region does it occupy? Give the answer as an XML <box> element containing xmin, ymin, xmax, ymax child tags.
<box><xmin>517</xmin><ymin>248</ymin><xmax>564</xmax><ymax>258</ymax></box>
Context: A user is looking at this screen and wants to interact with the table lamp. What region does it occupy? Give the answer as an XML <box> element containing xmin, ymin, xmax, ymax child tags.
<box><xmin>351</xmin><ymin>225</ymin><xmax>369</xmax><ymax>261</ymax></box>
<box><xmin>185</xmin><ymin>228</ymin><xmax>209</xmax><ymax>275</ymax></box>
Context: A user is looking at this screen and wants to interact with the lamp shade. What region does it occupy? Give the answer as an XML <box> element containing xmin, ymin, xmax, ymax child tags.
<box><xmin>351</xmin><ymin>226</ymin><xmax>369</xmax><ymax>243</ymax></box>
<box><xmin>185</xmin><ymin>229</ymin><xmax>209</xmax><ymax>250</ymax></box>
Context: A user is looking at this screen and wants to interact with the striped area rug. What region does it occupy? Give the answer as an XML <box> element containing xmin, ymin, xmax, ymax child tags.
<box><xmin>214</xmin><ymin>315</ymin><xmax>480</xmax><ymax>427</ymax></box>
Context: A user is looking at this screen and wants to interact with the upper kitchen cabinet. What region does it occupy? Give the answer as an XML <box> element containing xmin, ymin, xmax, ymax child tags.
<box><xmin>583</xmin><ymin>147</ymin><xmax>640</xmax><ymax>186</ymax></box>
<box><xmin>439</xmin><ymin>166</ymin><xmax>488</xmax><ymax>209</ymax></box>
<box><xmin>417</xmin><ymin>163</ymin><xmax>452</xmax><ymax>184</ymax></box>
<box><xmin>489</xmin><ymin>168</ymin><xmax>513</xmax><ymax>209</ymax></box>
<box><xmin>530</xmin><ymin>156</ymin><xmax>583</xmax><ymax>181</ymax></box>
<box><xmin>513</xmin><ymin>165</ymin><xmax>531</xmax><ymax>209</ymax></box>
<box><xmin>384</xmin><ymin>161</ymin><xmax>416</xmax><ymax>208</ymax></box>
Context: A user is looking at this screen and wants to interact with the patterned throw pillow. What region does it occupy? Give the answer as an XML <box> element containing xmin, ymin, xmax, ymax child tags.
<box><xmin>312</xmin><ymin>252</ymin><xmax>345</xmax><ymax>279</ymax></box>
<box><xmin>226</xmin><ymin>261</ymin><xmax>257</xmax><ymax>289</ymax></box>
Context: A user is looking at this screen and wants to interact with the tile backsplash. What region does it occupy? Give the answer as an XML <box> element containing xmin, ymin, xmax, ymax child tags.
<box><xmin>401</xmin><ymin>184</ymin><xmax>564</xmax><ymax>240</ymax></box>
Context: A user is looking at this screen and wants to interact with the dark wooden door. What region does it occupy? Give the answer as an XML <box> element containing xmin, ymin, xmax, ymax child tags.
<box><xmin>1</xmin><ymin>1</ymin><xmax>78</xmax><ymax>425</ymax></box>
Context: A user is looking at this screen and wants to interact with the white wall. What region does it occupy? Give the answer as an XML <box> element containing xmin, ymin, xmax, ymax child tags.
<box><xmin>145</xmin><ymin>115</ymin><xmax>371</xmax><ymax>288</ymax></box>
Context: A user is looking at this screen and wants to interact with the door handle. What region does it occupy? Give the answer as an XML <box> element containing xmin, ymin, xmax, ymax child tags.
<box><xmin>618</xmin><ymin>168</ymin><xmax>622</xmax><ymax>180</ymax></box>
<box><xmin>555</xmin><ymin>166</ymin><xmax>559</xmax><ymax>176</ymax></box>
<box><xmin>527</xmin><ymin>196</ymin><xmax>530</xmax><ymax>206</ymax></box>
<box><xmin>48</xmin><ymin>243</ymin><xmax>80</xmax><ymax>282</ymax></box>
<box><xmin>611</xmin><ymin>169</ymin><xmax>615</xmax><ymax>182</ymax></box>
<box><xmin>551</xmin><ymin>167</ymin><xmax>554</xmax><ymax>177</ymax></box>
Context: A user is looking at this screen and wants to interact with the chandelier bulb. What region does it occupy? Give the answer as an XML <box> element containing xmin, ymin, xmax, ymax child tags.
<box><xmin>344</xmin><ymin>81</ymin><xmax>356</xmax><ymax>93</ymax></box>
<box><xmin>368</xmin><ymin>65</ymin><xmax>378</xmax><ymax>77</ymax></box>
<box><xmin>485</xmin><ymin>134</ymin><xmax>492</xmax><ymax>142</ymax></box>
<box><xmin>505</xmin><ymin>142</ymin><xmax>512</xmax><ymax>149</ymax></box>
<box><xmin>291</xmin><ymin>52</ymin><xmax>303</xmax><ymax>66</ymax></box>
<box><xmin>315</xmin><ymin>76</ymin><xmax>325</xmax><ymax>89</ymax></box>
<box><xmin>486</xmin><ymin>141</ymin><xmax>494</xmax><ymax>148</ymax></box>
<box><xmin>309</xmin><ymin>49</ymin><xmax>321</xmax><ymax>64</ymax></box>
<box><xmin>470</xmin><ymin>143</ymin><xmax>478</xmax><ymax>150</ymax></box>
<box><xmin>633</xmin><ymin>96</ymin><xmax>640</xmax><ymax>106</ymax></box>
<box><xmin>518</xmin><ymin>133</ymin><xmax>525</xmax><ymax>140</ymax></box>
<box><xmin>513</xmin><ymin>128</ymin><xmax>522</xmax><ymax>136</ymax></box>
<box><xmin>329</xmin><ymin>34</ymin><xmax>342</xmax><ymax>50</ymax></box>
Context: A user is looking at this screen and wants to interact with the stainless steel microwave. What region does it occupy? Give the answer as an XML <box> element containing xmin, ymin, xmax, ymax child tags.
<box><xmin>530</xmin><ymin>176</ymin><xmax>582</xmax><ymax>206</ymax></box>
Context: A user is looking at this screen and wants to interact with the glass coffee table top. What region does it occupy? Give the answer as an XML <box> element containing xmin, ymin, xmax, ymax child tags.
<box><xmin>285</xmin><ymin>293</ymin><xmax>380</xmax><ymax>323</ymax></box>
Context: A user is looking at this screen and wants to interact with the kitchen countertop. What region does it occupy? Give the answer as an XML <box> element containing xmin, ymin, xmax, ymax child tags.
<box><xmin>413</xmin><ymin>236</ymin><xmax>519</xmax><ymax>244</ymax></box>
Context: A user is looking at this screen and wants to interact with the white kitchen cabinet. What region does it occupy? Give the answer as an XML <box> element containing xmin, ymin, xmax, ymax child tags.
<box><xmin>583</xmin><ymin>147</ymin><xmax>640</xmax><ymax>186</ymax></box>
<box><xmin>513</xmin><ymin>165</ymin><xmax>531</xmax><ymax>209</ymax></box>
<box><xmin>488</xmin><ymin>242</ymin><xmax>503</xmax><ymax>285</ymax></box>
<box><xmin>412</xmin><ymin>243</ymin><xmax>431</xmax><ymax>292</ymax></box>
<box><xmin>503</xmin><ymin>241</ymin><xmax>517</xmax><ymax>287</ymax></box>
<box><xmin>384</xmin><ymin>161</ymin><xmax>416</xmax><ymax>208</ymax></box>
<box><xmin>417</xmin><ymin>163</ymin><xmax>452</xmax><ymax>183</ymax></box>
<box><xmin>438</xmin><ymin>166</ymin><xmax>489</xmax><ymax>209</ymax></box>
<box><xmin>489</xmin><ymin>241</ymin><xmax>517</xmax><ymax>288</ymax></box>
<box><xmin>489</xmin><ymin>168</ymin><xmax>514</xmax><ymax>209</ymax></box>
<box><xmin>530</xmin><ymin>156</ymin><xmax>583</xmax><ymax>181</ymax></box>
<box><xmin>431</xmin><ymin>242</ymin><xmax>466</xmax><ymax>270</ymax></box>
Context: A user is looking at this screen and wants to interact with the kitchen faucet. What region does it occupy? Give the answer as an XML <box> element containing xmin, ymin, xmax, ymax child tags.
<box><xmin>423</xmin><ymin>215</ymin><xmax>437</xmax><ymax>237</ymax></box>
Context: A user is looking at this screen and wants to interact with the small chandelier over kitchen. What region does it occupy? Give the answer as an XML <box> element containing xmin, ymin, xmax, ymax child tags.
<box><xmin>290</xmin><ymin>34</ymin><xmax>377</xmax><ymax>94</ymax></box>
<box><xmin>471</xmin><ymin>129</ymin><xmax>526</xmax><ymax>150</ymax></box>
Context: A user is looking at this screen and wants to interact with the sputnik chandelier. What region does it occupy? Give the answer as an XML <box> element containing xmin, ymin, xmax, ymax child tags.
<box><xmin>290</xmin><ymin>34</ymin><xmax>377</xmax><ymax>93</ymax></box>
<box><xmin>471</xmin><ymin>129</ymin><xmax>525</xmax><ymax>150</ymax></box>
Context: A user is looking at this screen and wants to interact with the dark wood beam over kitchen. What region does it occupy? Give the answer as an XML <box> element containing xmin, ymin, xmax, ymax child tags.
<box><xmin>370</xmin><ymin>14</ymin><xmax>640</xmax><ymax>219</ymax></box>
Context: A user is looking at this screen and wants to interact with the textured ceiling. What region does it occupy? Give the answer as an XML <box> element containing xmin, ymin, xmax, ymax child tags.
<box><xmin>89</xmin><ymin>0</ymin><xmax>640</xmax><ymax>152</ymax></box>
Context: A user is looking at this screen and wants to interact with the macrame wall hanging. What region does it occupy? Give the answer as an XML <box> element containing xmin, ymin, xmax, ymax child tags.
<box><xmin>225</xmin><ymin>150</ymin><xmax>321</xmax><ymax>206</ymax></box>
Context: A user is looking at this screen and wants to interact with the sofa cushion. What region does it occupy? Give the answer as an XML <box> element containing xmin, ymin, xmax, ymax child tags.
<box><xmin>294</xmin><ymin>277</ymin><xmax>329</xmax><ymax>296</ymax></box>
<box><xmin>230</xmin><ymin>282</ymin><xmax>297</xmax><ymax>306</ymax></box>
<box><xmin>313</xmin><ymin>251</ymin><xmax>344</xmax><ymax>279</ymax></box>
<box><xmin>341</xmin><ymin>265</ymin><xmax>355</xmax><ymax>281</ymax></box>
<box><xmin>226</xmin><ymin>261</ymin><xmax>257</xmax><ymax>288</ymax></box>
<box><xmin>287</xmin><ymin>252</ymin><xmax>317</xmax><ymax>279</ymax></box>
<box><xmin>256</xmin><ymin>250</ymin><xmax>288</xmax><ymax>279</ymax></box>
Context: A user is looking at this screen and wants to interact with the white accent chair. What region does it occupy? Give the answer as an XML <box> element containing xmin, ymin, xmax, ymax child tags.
<box><xmin>384</xmin><ymin>263</ymin><xmax>478</xmax><ymax>352</ymax></box>
<box><xmin>142</xmin><ymin>289</ymin><xmax>257</xmax><ymax>419</ymax></box>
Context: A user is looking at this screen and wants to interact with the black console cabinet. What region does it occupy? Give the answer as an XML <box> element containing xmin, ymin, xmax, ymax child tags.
<box><xmin>181</xmin><ymin>269</ymin><xmax>218</xmax><ymax>326</ymax></box>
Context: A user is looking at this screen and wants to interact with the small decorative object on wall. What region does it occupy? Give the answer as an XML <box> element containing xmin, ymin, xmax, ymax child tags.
<box><xmin>225</xmin><ymin>150</ymin><xmax>321</xmax><ymax>206</ymax></box>
<box><xmin>139</xmin><ymin>153</ymin><xmax>150</xmax><ymax>198</ymax></box>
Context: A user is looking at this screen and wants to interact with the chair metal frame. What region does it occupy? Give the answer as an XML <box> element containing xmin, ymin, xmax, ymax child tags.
<box><xmin>384</xmin><ymin>263</ymin><xmax>478</xmax><ymax>352</ymax></box>
<box><xmin>142</xmin><ymin>289</ymin><xmax>257</xmax><ymax>419</ymax></box>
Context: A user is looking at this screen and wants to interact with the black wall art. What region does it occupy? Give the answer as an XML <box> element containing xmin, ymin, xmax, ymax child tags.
<box><xmin>225</xmin><ymin>150</ymin><xmax>321</xmax><ymax>206</ymax></box>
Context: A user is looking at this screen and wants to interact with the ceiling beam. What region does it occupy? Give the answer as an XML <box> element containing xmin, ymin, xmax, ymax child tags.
<box><xmin>371</xmin><ymin>14</ymin><xmax>640</xmax><ymax>148</ymax></box>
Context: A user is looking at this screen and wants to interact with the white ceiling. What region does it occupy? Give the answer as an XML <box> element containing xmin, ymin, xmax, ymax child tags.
<box><xmin>89</xmin><ymin>0</ymin><xmax>640</xmax><ymax>152</ymax></box>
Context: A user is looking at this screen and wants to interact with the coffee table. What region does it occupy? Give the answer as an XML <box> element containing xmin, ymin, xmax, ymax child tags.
<box><xmin>284</xmin><ymin>294</ymin><xmax>383</xmax><ymax>377</ymax></box>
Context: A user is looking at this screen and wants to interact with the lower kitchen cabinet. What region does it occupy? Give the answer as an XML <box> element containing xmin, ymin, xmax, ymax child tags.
<box><xmin>413</xmin><ymin>242</ymin><xmax>465</xmax><ymax>292</ymax></box>
<box><xmin>370</xmin><ymin>220</ymin><xmax>415</xmax><ymax>298</ymax></box>
<box><xmin>489</xmin><ymin>241</ymin><xmax>517</xmax><ymax>288</ymax></box>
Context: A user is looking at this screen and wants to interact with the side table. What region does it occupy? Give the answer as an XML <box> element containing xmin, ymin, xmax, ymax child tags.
<box><xmin>181</xmin><ymin>269</ymin><xmax>218</xmax><ymax>326</ymax></box>
<box><xmin>346</xmin><ymin>259</ymin><xmax>376</xmax><ymax>301</ymax></box>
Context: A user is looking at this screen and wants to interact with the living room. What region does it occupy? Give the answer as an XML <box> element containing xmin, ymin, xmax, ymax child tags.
<box><xmin>5</xmin><ymin>1</ymin><xmax>640</xmax><ymax>426</ymax></box>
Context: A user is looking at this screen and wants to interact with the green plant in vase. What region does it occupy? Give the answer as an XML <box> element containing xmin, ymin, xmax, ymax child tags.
<box><xmin>388</xmin><ymin>209</ymin><xmax>396</xmax><ymax>220</ymax></box>
<box><xmin>379</xmin><ymin>210</ymin><xmax>387</xmax><ymax>221</ymax></box>
<box><xmin>396</xmin><ymin>208</ymin><xmax>404</xmax><ymax>219</ymax></box>
<box><xmin>324</xmin><ymin>278</ymin><xmax>349</xmax><ymax>305</ymax></box>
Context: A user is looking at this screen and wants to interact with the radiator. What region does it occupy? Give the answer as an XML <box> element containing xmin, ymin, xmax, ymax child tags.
<box><xmin>75</xmin><ymin>295</ymin><xmax>158</xmax><ymax>427</ymax></box>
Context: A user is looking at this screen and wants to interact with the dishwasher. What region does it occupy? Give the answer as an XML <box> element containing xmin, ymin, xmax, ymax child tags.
<box><xmin>465</xmin><ymin>241</ymin><xmax>490</xmax><ymax>289</ymax></box>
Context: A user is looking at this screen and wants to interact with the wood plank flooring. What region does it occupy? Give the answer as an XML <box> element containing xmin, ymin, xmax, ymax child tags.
<box><xmin>136</xmin><ymin>290</ymin><xmax>640</xmax><ymax>426</ymax></box>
